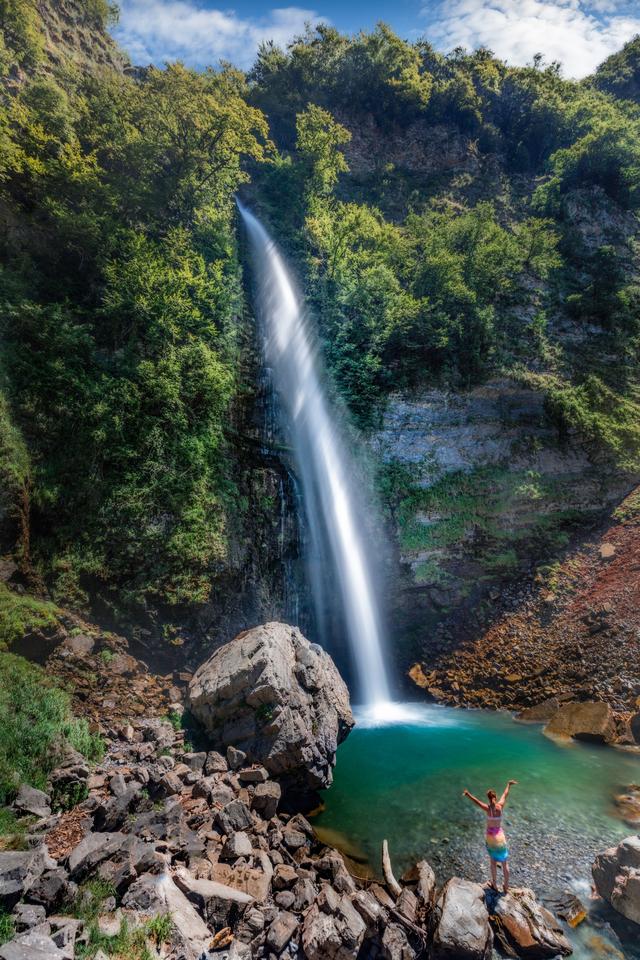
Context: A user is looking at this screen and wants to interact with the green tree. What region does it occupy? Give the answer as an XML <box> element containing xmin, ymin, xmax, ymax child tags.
<box><xmin>295</xmin><ymin>104</ymin><xmax>351</xmax><ymax>198</ymax></box>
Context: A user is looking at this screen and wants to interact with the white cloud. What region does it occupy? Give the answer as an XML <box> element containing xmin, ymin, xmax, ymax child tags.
<box><xmin>113</xmin><ymin>0</ymin><xmax>326</xmax><ymax>69</ymax></box>
<box><xmin>426</xmin><ymin>0</ymin><xmax>640</xmax><ymax>78</ymax></box>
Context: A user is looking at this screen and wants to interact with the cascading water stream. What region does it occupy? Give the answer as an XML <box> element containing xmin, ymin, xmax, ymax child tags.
<box><xmin>239</xmin><ymin>201</ymin><xmax>392</xmax><ymax>710</ymax></box>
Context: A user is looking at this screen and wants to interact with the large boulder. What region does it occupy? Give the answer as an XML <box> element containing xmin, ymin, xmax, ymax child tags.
<box><xmin>187</xmin><ymin>623</ymin><xmax>353</xmax><ymax>795</ymax></box>
<box><xmin>544</xmin><ymin>701</ymin><xmax>616</xmax><ymax>743</ymax></box>
<box><xmin>487</xmin><ymin>888</ymin><xmax>572</xmax><ymax>958</ymax></box>
<box><xmin>593</xmin><ymin>836</ymin><xmax>640</xmax><ymax>925</ymax></box>
<box><xmin>431</xmin><ymin>878</ymin><xmax>493</xmax><ymax>960</ymax></box>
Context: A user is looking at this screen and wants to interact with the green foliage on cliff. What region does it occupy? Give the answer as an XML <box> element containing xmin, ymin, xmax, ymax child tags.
<box><xmin>251</xmin><ymin>25</ymin><xmax>640</xmax><ymax>463</ymax></box>
<box><xmin>0</xmin><ymin>11</ymin><xmax>271</xmax><ymax>607</ymax></box>
<box><xmin>592</xmin><ymin>36</ymin><xmax>640</xmax><ymax>104</ymax></box>
<box><xmin>0</xmin><ymin>584</ymin><xmax>60</xmax><ymax>650</ymax></box>
<box><xmin>1</xmin><ymin>7</ymin><xmax>640</xmax><ymax>625</ymax></box>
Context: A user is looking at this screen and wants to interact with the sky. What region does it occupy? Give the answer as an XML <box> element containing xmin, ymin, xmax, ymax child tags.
<box><xmin>112</xmin><ymin>0</ymin><xmax>640</xmax><ymax>77</ymax></box>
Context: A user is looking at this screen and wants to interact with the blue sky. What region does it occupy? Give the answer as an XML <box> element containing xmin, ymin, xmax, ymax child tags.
<box><xmin>113</xmin><ymin>0</ymin><xmax>640</xmax><ymax>77</ymax></box>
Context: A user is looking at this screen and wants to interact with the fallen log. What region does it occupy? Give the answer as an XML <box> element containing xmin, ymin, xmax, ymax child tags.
<box><xmin>382</xmin><ymin>839</ymin><xmax>402</xmax><ymax>898</ymax></box>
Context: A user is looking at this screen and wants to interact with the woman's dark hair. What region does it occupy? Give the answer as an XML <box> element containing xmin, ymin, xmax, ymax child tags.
<box><xmin>487</xmin><ymin>789</ymin><xmax>497</xmax><ymax>804</ymax></box>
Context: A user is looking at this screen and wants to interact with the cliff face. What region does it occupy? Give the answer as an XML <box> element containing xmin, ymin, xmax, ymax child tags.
<box><xmin>374</xmin><ymin>380</ymin><xmax>637</xmax><ymax>665</ymax></box>
<box><xmin>333</xmin><ymin>110</ymin><xmax>640</xmax><ymax>666</ymax></box>
<box><xmin>36</xmin><ymin>0</ymin><xmax>128</xmax><ymax>74</ymax></box>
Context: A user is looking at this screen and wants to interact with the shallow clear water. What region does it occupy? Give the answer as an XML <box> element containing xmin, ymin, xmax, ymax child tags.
<box><xmin>316</xmin><ymin>703</ymin><xmax>640</xmax><ymax>958</ymax></box>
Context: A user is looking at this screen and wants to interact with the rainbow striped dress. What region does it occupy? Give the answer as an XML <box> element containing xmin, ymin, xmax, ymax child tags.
<box><xmin>486</xmin><ymin>809</ymin><xmax>509</xmax><ymax>862</ymax></box>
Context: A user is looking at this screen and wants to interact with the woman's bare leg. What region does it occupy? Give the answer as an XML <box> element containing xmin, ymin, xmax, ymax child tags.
<box><xmin>503</xmin><ymin>860</ymin><xmax>510</xmax><ymax>894</ymax></box>
<box><xmin>489</xmin><ymin>859</ymin><xmax>497</xmax><ymax>889</ymax></box>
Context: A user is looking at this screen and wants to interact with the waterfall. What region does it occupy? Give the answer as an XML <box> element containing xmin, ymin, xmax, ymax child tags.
<box><xmin>239</xmin><ymin>201</ymin><xmax>391</xmax><ymax>709</ymax></box>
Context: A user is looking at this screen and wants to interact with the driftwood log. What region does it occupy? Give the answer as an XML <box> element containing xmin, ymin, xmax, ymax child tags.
<box><xmin>382</xmin><ymin>839</ymin><xmax>402</xmax><ymax>897</ymax></box>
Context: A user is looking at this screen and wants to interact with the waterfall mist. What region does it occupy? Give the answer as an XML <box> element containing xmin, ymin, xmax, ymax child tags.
<box><xmin>239</xmin><ymin>201</ymin><xmax>391</xmax><ymax>709</ymax></box>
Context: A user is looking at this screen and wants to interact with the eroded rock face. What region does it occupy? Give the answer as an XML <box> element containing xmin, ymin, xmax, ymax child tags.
<box><xmin>593</xmin><ymin>836</ymin><xmax>640</xmax><ymax>926</ymax></box>
<box><xmin>431</xmin><ymin>878</ymin><xmax>493</xmax><ymax>960</ymax></box>
<box><xmin>187</xmin><ymin>622</ymin><xmax>354</xmax><ymax>795</ymax></box>
<box><xmin>544</xmin><ymin>701</ymin><xmax>617</xmax><ymax>743</ymax></box>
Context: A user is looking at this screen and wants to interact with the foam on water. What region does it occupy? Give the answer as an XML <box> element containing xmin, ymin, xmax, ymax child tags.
<box><xmin>354</xmin><ymin>700</ymin><xmax>467</xmax><ymax>729</ymax></box>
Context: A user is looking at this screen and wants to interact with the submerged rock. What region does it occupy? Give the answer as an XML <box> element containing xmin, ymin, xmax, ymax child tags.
<box><xmin>187</xmin><ymin>622</ymin><xmax>353</xmax><ymax>796</ymax></box>
<box><xmin>431</xmin><ymin>877</ymin><xmax>493</xmax><ymax>960</ymax></box>
<box><xmin>593</xmin><ymin>835</ymin><xmax>640</xmax><ymax>926</ymax></box>
<box><xmin>613</xmin><ymin>785</ymin><xmax>640</xmax><ymax>826</ymax></box>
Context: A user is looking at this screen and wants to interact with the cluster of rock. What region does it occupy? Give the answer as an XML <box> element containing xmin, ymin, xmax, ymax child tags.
<box><xmin>593</xmin><ymin>835</ymin><xmax>640</xmax><ymax>927</ymax></box>
<box><xmin>517</xmin><ymin>698</ymin><xmax>633</xmax><ymax>746</ymax></box>
<box><xmin>0</xmin><ymin>713</ymin><xmax>575</xmax><ymax>960</ymax></box>
<box><xmin>0</xmin><ymin>622</ymin><xmax>579</xmax><ymax>960</ymax></box>
<box><xmin>47</xmin><ymin>625</ymin><xmax>179</xmax><ymax>726</ymax></box>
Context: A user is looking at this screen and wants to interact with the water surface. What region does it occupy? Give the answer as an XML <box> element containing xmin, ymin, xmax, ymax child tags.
<box><xmin>316</xmin><ymin>704</ymin><xmax>640</xmax><ymax>958</ymax></box>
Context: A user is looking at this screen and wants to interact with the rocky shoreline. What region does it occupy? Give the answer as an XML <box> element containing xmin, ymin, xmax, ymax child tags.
<box><xmin>0</xmin><ymin>622</ymin><xmax>638</xmax><ymax>959</ymax></box>
<box><xmin>0</xmin><ymin>709</ymin><xmax>585</xmax><ymax>960</ymax></box>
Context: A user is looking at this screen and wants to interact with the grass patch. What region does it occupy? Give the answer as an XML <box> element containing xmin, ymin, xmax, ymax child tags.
<box><xmin>0</xmin><ymin>910</ymin><xmax>14</xmax><ymax>946</ymax></box>
<box><xmin>166</xmin><ymin>709</ymin><xmax>183</xmax><ymax>732</ymax></box>
<box><xmin>0</xmin><ymin>653</ymin><xmax>104</xmax><ymax>805</ymax></box>
<box><xmin>76</xmin><ymin>913</ymin><xmax>173</xmax><ymax>960</ymax></box>
<box><xmin>0</xmin><ymin>807</ymin><xmax>34</xmax><ymax>850</ymax></box>
<box><xmin>0</xmin><ymin>584</ymin><xmax>60</xmax><ymax>651</ymax></box>
<box><xmin>412</xmin><ymin>559</ymin><xmax>453</xmax><ymax>587</ymax></box>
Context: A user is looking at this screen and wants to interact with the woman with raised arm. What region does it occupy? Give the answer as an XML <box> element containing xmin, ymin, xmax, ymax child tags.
<box><xmin>462</xmin><ymin>779</ymin><xmax>518</xmax><ymax>893</ymax></box>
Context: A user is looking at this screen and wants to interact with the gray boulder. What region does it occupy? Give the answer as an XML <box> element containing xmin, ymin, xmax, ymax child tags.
<box><xmin>12</xmin><ymin>785</ymin><xmax>51</xmax><ymax>820</ymax></box>
<box><xmin>221</xmin><ymin>831</ymin><xmax>253</xmax><ymax>860</ymax></box>
<box><xmin>216</xmin><ymin>799</ymin><xmax>253</xmax><ymax>836</ymax></box>
<box><xmin>381</xmin><ymin>922</ymin><xmax>419</xmax><ymax>960</ymax></box>
<box><xmin>0</xmin><ymin>847</ymin><xmax>55</xmax><ymax>909</ymax></box>
<box><xmin>11</xmin><ymin>903</ymin><xmax>46</xmax><ymax>932</ymax></box>
<box><xmin>173</xmin><ymin>865</ymin><xmax>254</xmax><ymax>927</ymax></box>
<box><xmin>251</xmin><ymin>781</ymin><xmax>281</xmax><ymax>820</ymax></box>
<box><xmin>487</xmin><ymin>887</ymin><xmax>572</xmax><ymax>958</ymax></box>
<box><xmin>301</xmin><ymin>893</ymin><xmax>366</xmax><ymax>960</ymax></box>
<box><xmin>431</xmin><ymin>878</ymin><xmax>493</xmax><ymax>960</ymax></box>
<box><xmin>0</xmin><ymin>927</ymin><xmax>66</xmax><ymax>960</ymax></box>
<box><xmin>593</xmin><ymin>835</ymin><xmax>640</xmax><ymax>925</ymax></box>
<box><xmin>187</xmin><ymin>622</ymin><xmax>353</xmax><ymax>794</ymax></box>
<box><xmin>265</xmin><ymin>910</ymin><xmax>299</xmax><ymax>953</ymax></box>
<box><xmin>67</xmin><ymin>832</ymin><xmax>129</xmax><ymax>881</ymax></box>
<box><xmin>25</xmin><ymin>868</ymin><xmax>75</xmax><ymax>911</ymax></box>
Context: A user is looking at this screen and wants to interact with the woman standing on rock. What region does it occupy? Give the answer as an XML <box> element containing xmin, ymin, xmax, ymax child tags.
<box><xmin>462</xmin><ymin>780</ymin><xmax>518</xmax><ymax>893</ymax></box>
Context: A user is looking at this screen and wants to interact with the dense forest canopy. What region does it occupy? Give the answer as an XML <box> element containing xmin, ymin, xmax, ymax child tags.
<box><xmin>0</xmin><ymin>1</ymin><xmax>639</xmax><ymax>624</ymax></box>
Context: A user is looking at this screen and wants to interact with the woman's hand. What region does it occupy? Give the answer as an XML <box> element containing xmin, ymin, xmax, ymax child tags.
<box><xmin>462</xmin><ymin>789</ymin><xmax>469</xmax><ymax>797</ymax></box>
<box><xmin>508</xmin><ymin>779</ymin><xmax>518</xmax><ymax>786</ymax></box>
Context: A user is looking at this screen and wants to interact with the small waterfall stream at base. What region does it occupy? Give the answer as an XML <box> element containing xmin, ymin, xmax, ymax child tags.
<box><xmin>239</xmin><ymin>201</ymin><xmax>393</xmax><ymax>710</ymax></box>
